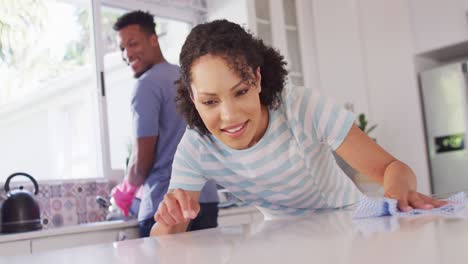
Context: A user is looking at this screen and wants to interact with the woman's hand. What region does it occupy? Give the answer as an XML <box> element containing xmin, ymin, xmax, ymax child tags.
<box><xmin>335</xmin><ymin>125</ymin><xmax>448</xmax><ymax>211</ymax></box>
<box><xmin>150</xmin><ymin>189</ymin><xmax>200</xmax><ymax>236</ymax></box>
<box><xmin>383</xmin><ymin>161</ymin><xmax>447</xmax><ymax>211</ymax></box>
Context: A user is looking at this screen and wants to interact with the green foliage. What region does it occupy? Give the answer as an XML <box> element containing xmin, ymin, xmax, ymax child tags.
<box><xmin>0</xmin><ymin>0</ymin><xmax>98</xmax><ymax>104</ymax></box>
<box><xmin>357</xmin><ymin>113</ymin><xmax>377</xmax><ymax>135</ymax></box>
<box><xmin>64</xmin><ymin>9</ymin><xmax>90</xmax><ymax>65</ymax></box>
<box><xmin>0</xmin><ymin>0</ymin><xmax>46</xmax><ymax>66</ymax></box>
<box><xmin>101</xmin><ymin>10</ymin><xmax>124</xmax><ymax>54</ymax></box>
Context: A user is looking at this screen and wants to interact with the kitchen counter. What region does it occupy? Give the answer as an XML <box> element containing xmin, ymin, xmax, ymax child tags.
<box><xmin>0</xmin><ymin>219</ymin><xmax>139</xmax><ymax>243</ymax></box>
<box><xmin>218</xmin><ymin>204</ymin><xmax>259</xmax><ymax>216</ymax></box>
<box><xmin>2</xmin><ymin>206</ymin><xmax>468</xmax><ymax>264</ymax></box>
<box><xmin>0</xmin><ymin>206</ymin><xmax>258</xmax><ymax>244</ymax></box>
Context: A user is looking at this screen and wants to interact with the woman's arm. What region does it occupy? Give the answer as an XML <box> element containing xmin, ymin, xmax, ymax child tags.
<box><xmin>150</xmin><ymin>189</ymin><xmax>201</xmax><ymax>236</ymax></box>
<box><xmin>335</xmin><ymin>124</ymin><xmax>446</xmax><ymax>210</ymax></box>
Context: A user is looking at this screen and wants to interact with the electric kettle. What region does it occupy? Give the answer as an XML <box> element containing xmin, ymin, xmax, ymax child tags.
<box><xmin>1</xmin><ymin>172</ymin><xmax>42</xmax><ymax>233</ymax></box>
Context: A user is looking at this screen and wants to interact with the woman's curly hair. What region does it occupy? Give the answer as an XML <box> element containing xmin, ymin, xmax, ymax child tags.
<box><xmin>176</xmin><ymin>19</ymin><xmax>288</xmax><ymax>135</ymax></box>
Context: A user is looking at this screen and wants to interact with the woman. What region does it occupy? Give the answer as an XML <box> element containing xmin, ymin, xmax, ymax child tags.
<box><xmin>150</xmin><ymin>19</ymin><xmax>445</xmax><ymax>236</ymax></box>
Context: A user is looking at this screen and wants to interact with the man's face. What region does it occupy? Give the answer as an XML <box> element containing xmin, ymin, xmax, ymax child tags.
<box><xmin>117</xmin><ymin>24</ymin><xmax>157</xmax><ymax>78</ymax></box>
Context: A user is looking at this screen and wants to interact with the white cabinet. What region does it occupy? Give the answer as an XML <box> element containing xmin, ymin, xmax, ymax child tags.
<box><xmin>248</xmin><ymin>0</ymin><xmax>307</xmax><ymax>87</ymax></box>
<box><xmin>0</xmin><ymin>240</ymin><xmax>30</xmax><ymax>256</ymax></box>
<box><xmin>309</xmin><ymin>0</ymin><xmax>369</xmax><ymax>115</ymax></box>
<box><xmin>207</xmin><ymin>0</ymin><xmax>366</xmax><ymax>109</ymax></box>
<box><xmin>0</xmin><ymin>210</ymin><xmax>263</xmax><ymax>257</ymax></box>
<box><xmin>409</xmin><ymin>0</ymin><xmax>468</xmax><ymax>53</ymax></box>
<box><xmin>30</xmin><ymin>227</ymin><xmax>139</xmax><ymax>254</ymax></box>
<box><xmin>0</xmin><ymin>221</ymin><xmax>139</xmax><ymax>256</ymax></box>
<box><xmin>207</xmin><ymin>0</ymin><xmax>316</xmax><ymax>89</ymax></box>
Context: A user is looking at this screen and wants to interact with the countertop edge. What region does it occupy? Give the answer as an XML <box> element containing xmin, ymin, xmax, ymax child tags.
<box><xmin>218</xmin><ymin>206</ymin><xmax>259</xmax><ymax>216</ymax></box>
<box><xmin>0</xmin><ymin>219</ymin><xmax>139</xmax><ymax>243</ymax></box>
<box><xmin>0</xmin><ymin>206</ymin><xmax>259</xmax><ymax>243</ymax></box>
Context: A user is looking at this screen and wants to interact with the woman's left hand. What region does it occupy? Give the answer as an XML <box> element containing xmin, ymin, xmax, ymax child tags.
<box><xmin>383</xmin><ymin>166</ymin><xmax>447</xmax><ymax>211</ymax></box>
<box><xmin>335</xmin><ymin>125</ymin><xmax>448</xmax><ymax>211</ymax></box>
<box><xmin>386</xmin><ymin>189</ymin><xmax>448</xmax><ymax>212</ymax></box>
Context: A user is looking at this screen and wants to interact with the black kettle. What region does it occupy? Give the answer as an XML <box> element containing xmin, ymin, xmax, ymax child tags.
<box><xmin>1</xmin><ymin>172</ymin><xmax>42</xmax><ymax>233</ymax></box>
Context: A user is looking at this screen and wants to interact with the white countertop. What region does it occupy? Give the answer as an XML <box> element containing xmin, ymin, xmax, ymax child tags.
<box><xmin>3</xmin><ymin>206</ymin><xmax>468</xmax><ymax>264</ymax></box>
<box><xmin>218</xmin><ymin>205</ymin><xmax>259</xmax><ymax>216</ymax></box>
<box><xmin>0</xmin><ymin>219</ymin><xmax>139</xmax><ymax>243</ymax></box>
<box><xmin>0</xmin><ymin>206</ymin><xmax>257</xmax><ymax>243</ymax></box>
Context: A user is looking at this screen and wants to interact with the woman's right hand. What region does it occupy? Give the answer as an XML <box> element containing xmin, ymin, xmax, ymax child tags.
<box><xmin>154</xmin><ymin>189</ymin><xmax>200</xmax><ymax>227</ymax></box>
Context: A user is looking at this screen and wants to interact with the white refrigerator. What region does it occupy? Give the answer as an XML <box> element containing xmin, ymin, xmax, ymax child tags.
<box><xmin>420</xmin><ymin>61</ymin><xmax>468</xmax><ymax>194</ymax></box>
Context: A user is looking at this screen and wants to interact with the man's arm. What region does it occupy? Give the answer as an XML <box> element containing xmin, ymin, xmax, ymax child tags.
<box><xmin>127</xmin><ymin>136</ymin><xmax>158</xmax><ymax>186</ymax></box>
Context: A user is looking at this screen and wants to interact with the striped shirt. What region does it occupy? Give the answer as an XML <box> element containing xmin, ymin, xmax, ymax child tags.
<box><xmin>169</xmin><ymin>86</ymin><xmax>362</xmax><ymax>218</ymax></box>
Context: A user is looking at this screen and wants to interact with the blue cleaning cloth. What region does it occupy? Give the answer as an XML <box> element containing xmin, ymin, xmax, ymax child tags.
<box><xmin>353</xmin><ymin>192</ymin><xmax>467</xmax><ymax>218</ymax></box>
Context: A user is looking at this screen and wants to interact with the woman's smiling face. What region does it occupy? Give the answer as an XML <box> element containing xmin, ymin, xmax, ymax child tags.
<box><xmin>190</xmin><ymin>55</ymin><xmax>269</xmax><ymax>150</ymax></box>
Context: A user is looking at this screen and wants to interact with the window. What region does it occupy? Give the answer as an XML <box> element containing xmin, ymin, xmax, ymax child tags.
<box><xmin>0</xmin><ymin>0</ymin><xmax>101</xmax><ymax>181</ymax></box>
<box><xmin>282</xmin><ymin>0</ymin><xmax>304</xmax><ymax>86</ymax></box>
<box><xmin>0</xmin><ymin>0</ymin><xmax>198</xmax><ymax>181</ymax></box>
<box><xmin>101</xmin><ymin>6</ymin><xmax>191</xmax><ymax>172</ymax></box>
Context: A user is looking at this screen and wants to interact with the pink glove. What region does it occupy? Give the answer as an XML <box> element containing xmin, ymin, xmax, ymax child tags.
<box><xmin>111</xmin><ymin>179</ymin><xmax>138</xmax><ymax>216</ymax></box>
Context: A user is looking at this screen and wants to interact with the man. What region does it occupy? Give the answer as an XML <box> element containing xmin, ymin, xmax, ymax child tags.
<box><xmin>111</xmin><ymin>10</ymin><xmax>219</xmax><ymax>237</ymax></box>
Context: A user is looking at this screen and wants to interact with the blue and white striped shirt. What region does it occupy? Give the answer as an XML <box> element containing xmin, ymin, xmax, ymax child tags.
<box><xmin>169</xmin><ymin>86</ymin><xmax>362</xmax><ymax>218</ymax></box>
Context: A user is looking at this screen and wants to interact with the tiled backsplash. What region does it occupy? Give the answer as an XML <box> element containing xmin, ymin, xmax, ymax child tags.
<box><xmin>1</xmin><ymin>180</ymin><xmax>110</xmax><ymax>229</ymax></box>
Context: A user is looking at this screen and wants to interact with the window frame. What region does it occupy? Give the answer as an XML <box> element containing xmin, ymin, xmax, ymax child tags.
<box><xmin>91</xmin><ymin>0</ymin><xmax>203</xmax><ymax>183</ymax></box>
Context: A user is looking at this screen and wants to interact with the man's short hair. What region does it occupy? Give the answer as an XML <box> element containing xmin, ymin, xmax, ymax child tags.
<box><xmin>113</xmin><ymin>10</ymin><xmax>156</xmax><ymax>35</ymax></box>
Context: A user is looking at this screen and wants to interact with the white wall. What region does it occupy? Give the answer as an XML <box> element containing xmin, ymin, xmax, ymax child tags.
<box><xmin>311</xmin><ymin>0</ymin><xmax>370</xmax><ymax>117</ymax></box>
<box><xmin>409</xmin><ymin>0</ymin><xmax>468</xmax><ymax>54</ymax></box>
<box><xmin>296</xmin><ymin>0</ymin><xmax>321</xmax><ymax>91</ymax></box>
<box><xmin>296</xmin><ymin>0</ymin><xmax>431</xmax><ymax>193</ymax></box>
<box><xmin>204</xmin><ymin>0</ymin><xmax>431</xmax><ymax>193</ymax></box>
<box><xmin>206</xmin><ymin>0</ymin><xmax>249</xmax><ymax>25</ymax></box>
<box><xmin>357</xmin><ymin>0</ymin><xmax>430</xmax><ymax>193</ymax></box>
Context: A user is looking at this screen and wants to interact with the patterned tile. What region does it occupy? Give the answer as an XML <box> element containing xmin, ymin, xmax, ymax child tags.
<box><xmin>98</xmin><ymin>208</ymin><xmax>107</xmax><ymax>221</ymax></box>
<box><xmin>77</xmin><ymin>212</ymin><xmax>87</xmax><ymax>224</ymax></box>
<box><xmin>37</xmin><ymin>197</ymin><xmax>51</xmax><ymax>216</ymax></box>
<box><xmin>88</xmin><ymin>202</ymin><xmax>107</xmax><ymax>222</ymax></box>
<box><xmin>7</xmin><ymin>180</ymin><xmax>113</xmax><ymax>229</ymax></box>
<box><xmin>38</xmin><ymin>184</ymin><xmax>51</xmax><ymax>198</ymax></box>
<box><xmin>50</xmin><ymin>197</ymin><xmax>64</xmax><ymax>212</ymax></box>
<box><xmin>76</xmin><ymin>197</ymin><xmax>87</xmax><ymax>214</ymax></box>
<box><xmin>63</xmin><ymin>199</ymin><xmax>74</xmax><ymax>211</ymax></box>
<box><xmin>73</xmin><ymin>183</ymin><xmax>86</xmax><ymax>198</ymax></box>
<box><xmin>84</xmin><ymin>182</ymin><xmax>97</xmax><ymax>196</ymax></box>
<box><xmin>87</xmin><ymin>210</ymin><xmax>100</xmax><ymax>223</ymax></box>
<box><xmin>51</xmin><ymin>213</ymin><xmax>64</xmax><ymax>228</ymax></box>
<box><xmin>63</xmin><ymin>212</ymin><xmax>79</xmax><ymax>226</ymax></box>
<box><xmin>61</xmin><ymin>198</ymin><xmax>79</xmax><ymax>226</ymax></box>
<box><xmin>86</xmin><ymin>196</ymin><xmax>99</xmax><ymax>211</ymax></box>
<box><xmin>62</xmin><ymin>183</ymin><xmax>75</xmax><ymax>197</ymax></box>
<box><xmin>96</xmin><ymin>181</ymin><xmax>110</xmax><ymax>197</ymax></box>
<box><xmin>50</xmin><ymin>184</ymin><xmax>63</xmax><ymax>198</ymax></box>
